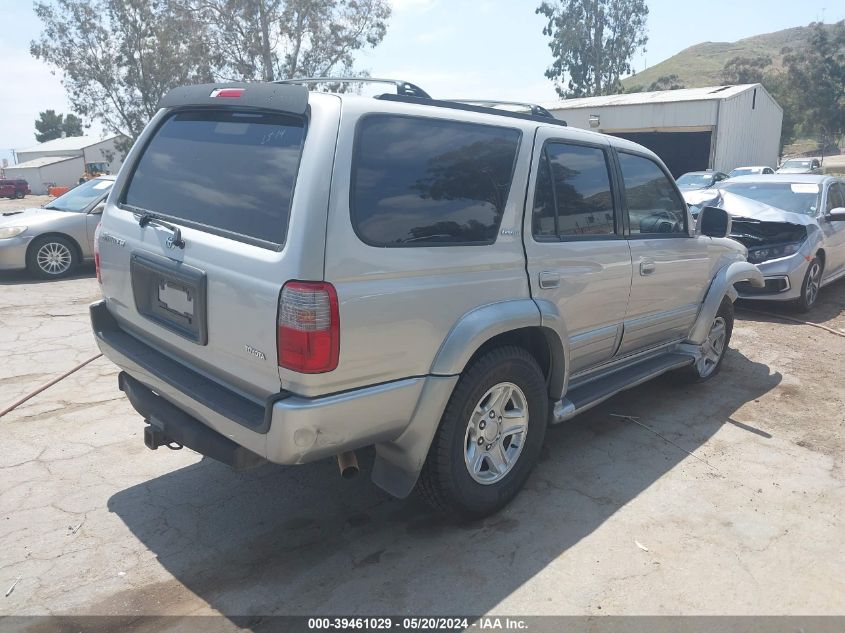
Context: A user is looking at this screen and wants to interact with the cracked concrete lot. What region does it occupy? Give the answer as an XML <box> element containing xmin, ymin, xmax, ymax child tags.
<box><xmin>0</xmin><ymin>254</ymin><xmax>844</xmax><ymax>629</ymax></box>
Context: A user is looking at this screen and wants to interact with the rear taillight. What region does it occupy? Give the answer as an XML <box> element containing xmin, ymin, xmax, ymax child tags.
<box><xmin>277</xmin><ymin>281</ymin><xmax>339</xmax><ymax>373</ymax></box>
<box><xmin>93</xmin><ymin>221</ymin><xmax>102</xmax><ymax>283</ymax></box>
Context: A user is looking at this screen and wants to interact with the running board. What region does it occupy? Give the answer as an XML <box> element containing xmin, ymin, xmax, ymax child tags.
<box><xmin>552</xmin><ymin>352</ymin><xmax>694</xmax><ymax>423</ymax></box>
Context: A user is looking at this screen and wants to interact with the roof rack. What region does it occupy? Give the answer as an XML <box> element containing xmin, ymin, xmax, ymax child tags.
<box><xmin>375</xmin><ymin>94</ymin><xmax>567</xmax><ymax>127</ymax></box>
<box><xmin>274</xmin><ymin>77</ymin><xmax>431</xmax><ymax>99</ymax></box>
<box><xmin>445</xmin><ymin>99</ymin><xmax>556</xmax><ymax>119</ymax></box>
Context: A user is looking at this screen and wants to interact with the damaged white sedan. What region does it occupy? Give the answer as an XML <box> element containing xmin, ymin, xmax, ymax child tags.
<box><xmin>689</xmin><ymin>175</ymin><xmax>845</xmax><ymax>311</ymax></box>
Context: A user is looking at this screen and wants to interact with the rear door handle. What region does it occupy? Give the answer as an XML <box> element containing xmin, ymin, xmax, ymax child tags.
<box><xmin>538</xmin><ymin>271</ymin><xmax>560</xmax><ymax>289</ymax></box>
<box><xmin>640</xmin><ymin>261</ymin><xmax>656</xmax><ymax>276</ymax></box>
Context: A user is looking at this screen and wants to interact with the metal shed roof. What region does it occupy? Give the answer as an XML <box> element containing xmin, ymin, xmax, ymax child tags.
<box><xmin>541</xmin><ymin>84</ymin><xmax>760</xmax><ymax>110</ymax></box>
<box><xmin>5</xmin><ymin>155</ymin><xmax>79</xmax><ymax>169</ymax></box>
<box><xmin>15</xmin><ymin>135</ymin><xmax>118</xmax><ymax>154</ymax></box>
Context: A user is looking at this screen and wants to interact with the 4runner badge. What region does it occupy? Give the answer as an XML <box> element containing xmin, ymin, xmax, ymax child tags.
<box><xmin>100</xmin><ymin>232</ymin><xmax>125</xmax><ymax>247</ymax></box>
<box><xmin>244</xmin><ymin>345</ymin><xmax>266</xmax><ymax>361</ymax></box>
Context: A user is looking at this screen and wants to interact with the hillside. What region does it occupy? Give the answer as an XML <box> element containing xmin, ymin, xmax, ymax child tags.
<box><xmin>621</xmin><ymin>25</ymin><xmax>827</xmax><ymax>90</ymax></box>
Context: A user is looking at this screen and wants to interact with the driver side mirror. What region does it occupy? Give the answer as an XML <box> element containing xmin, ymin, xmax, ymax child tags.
<box><xmin>90</xmin><ymin>204</ymin><xmax>105</xmax><ymax>215</ymax></box>
<box><xmin>696</xmin><ymin>206</ymin><xmax>732</xmax><ymax>238</ymax></box>
<box><xmin>827</xmin><ymin>207</ymin><xmax>845</xmax><ymax>222</ymax></box>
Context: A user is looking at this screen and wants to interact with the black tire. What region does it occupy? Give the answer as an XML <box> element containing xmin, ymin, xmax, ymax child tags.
<box><xmin>15</xmin><ymin>190</ymin><xmax>24</xmax><ymax>199</ymax></box>
<box><xmin>416</xmin><ymin>346</ymin><xmax>548</xmax><ymax>519</ymax></box>
<box><xmin>677</xmin><ymin>297</ymin><xmax>734</xmax><ymax>383</ymax></box>
<box><xmin>26</xmin><ymin>235</ymin><xmax>78</xmax><ymax>280</ymax></box>
<box><xmin>794</xmin><ymin>257</ymin><xmax>823</xmax><ymax>313</ymax></box>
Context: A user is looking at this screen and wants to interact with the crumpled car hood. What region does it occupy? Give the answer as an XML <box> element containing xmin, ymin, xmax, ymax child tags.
<box><xmin>692</xmin><ymin>190</ymin><xmax>815</xmax><ymax>249</ymax></box>
<box><xmin>690</xmin><ymin>190</ymin><xmax>817</xmax><ymax>227</ymax></box>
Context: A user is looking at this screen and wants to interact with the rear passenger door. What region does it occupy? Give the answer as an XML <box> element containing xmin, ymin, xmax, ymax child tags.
<box><xmin>616</xmin><ymin>150</ymin><xmax>710</xmax><ymax>356</ymax></box>
<box><xmin>822</xmin><ymin>182</ymin><xmax>845</xmax><ymax>278</ymax></box>
<box><xmin>523</xmin><ymin>131</ymin><xmax>632</xmax><ymax>375</ymax></box>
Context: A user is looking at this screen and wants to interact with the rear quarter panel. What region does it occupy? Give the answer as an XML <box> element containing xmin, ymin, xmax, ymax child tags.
<box><xmin>308</xmin><ymin>99</ymin><xmax>537</xmax><ymax>397</ymax></box>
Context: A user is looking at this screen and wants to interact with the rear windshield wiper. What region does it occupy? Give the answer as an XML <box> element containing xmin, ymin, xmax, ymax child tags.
<box><xmin>137</xmin><ymin>212</ymin><xmax>185</xmax><ymax>249</ymax></box>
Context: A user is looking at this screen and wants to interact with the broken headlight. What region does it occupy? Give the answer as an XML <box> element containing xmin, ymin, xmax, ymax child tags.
<box><xmin>747</xmin><ymin>242</ymin><xmax>803</xmax><ymax>264</ymax></box>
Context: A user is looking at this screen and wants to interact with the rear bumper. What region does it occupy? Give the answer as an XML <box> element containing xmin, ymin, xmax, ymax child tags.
<box><xmin>91</xmin><ymin>300</ymin><xmax>428</xmax><ymax>465</ymax></box>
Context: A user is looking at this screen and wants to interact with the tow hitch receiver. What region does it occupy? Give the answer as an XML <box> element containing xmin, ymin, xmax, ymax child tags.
<box><xmin>144</xmin><ymin>424</ymin><xmax>183</xmax><ymax>451</ymax></box>
<box><xmin>119</xmin><ymin>371</ymin><xmax>265</xmax><ymax>470</ymax></box>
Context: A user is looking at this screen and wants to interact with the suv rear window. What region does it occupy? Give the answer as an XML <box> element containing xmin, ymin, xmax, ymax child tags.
<box><xmin>124</xmin><ymin>110</ymin><xmax>305</xmax><ymax>247</ymax></box>
<box><xmin>351</xmin><ymin>115</ymin><xmax>521</xmax><ymax>246</ymax></box>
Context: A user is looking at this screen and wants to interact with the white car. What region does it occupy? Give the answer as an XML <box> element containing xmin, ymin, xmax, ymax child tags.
<box><xmin>728</xmin><ymin>166</ymin><xmax>775</xmax><ymax>177</ymax></box>
<box><xmin>777</xmin><ymin>158</ymin><xmax>821</xmax><ymax>174</ymax></box>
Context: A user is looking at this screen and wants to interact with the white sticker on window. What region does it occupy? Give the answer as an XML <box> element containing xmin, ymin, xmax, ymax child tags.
<box><xmin>93</xmin><ymin>180</ymin><xmax>112</xmax><ymax>190</ymax></box>
<box><xmin>791</xmin><ymin>184</ymin><xmax>819</xmax><ymax>194</ymax></box>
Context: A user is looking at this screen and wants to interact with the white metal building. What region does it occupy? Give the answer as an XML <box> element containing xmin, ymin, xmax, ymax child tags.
<box><xmin>9</xmin><ymin>135</ymin><xmax>126</xmax><ymax>193</ymax></box>
<box><xmin>542</xmin><ymin>84</ymin><xmax>783</xmax><ymax>177</ymax></box>
<box><xmin>3</xmin><ymin>156</ymin><xmax>83</xmax><ymax>195</ymax></box>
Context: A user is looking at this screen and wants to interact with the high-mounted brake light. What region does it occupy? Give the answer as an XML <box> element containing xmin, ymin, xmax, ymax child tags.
<box><xmin>210</xmin><ymin>88</ymin><xmax>245</xmax><ymax>98</ymax></box>
<box><xmin>277</xmin><ymin>281</ymin><xmax>339</xmax><ymax>373</ymax></box>
<box><xmin>93</xmin><ymin>221</ymin><xmax>103</xmax><ymax>283</ymax></box>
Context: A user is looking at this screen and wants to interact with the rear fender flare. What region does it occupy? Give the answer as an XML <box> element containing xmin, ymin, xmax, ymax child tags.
<box><xmin>371</xmin><ymin>299</ymin><xmax>569</xmax><ymax>498</ymax></box>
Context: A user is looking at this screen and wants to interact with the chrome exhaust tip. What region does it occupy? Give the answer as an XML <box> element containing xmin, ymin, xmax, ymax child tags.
<box><xmin>336</xmin><ymin>451</ymin><xmax>359</xmax><ymax>479</ymax></box>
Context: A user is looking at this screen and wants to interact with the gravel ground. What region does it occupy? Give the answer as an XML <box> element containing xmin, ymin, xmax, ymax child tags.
<box><xmin>0</xmin><ymin>235</ymin><xmax>843</xmax><ymax>630</ymax></box>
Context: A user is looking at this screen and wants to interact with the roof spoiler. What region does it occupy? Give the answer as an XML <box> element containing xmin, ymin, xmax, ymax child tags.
<box><xmin>157</xmin><ymin>82</ymin><xmax>309</xmax><ymax>114</ymax></box>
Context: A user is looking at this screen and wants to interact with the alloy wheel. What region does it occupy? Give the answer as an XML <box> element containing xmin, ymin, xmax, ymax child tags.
<box><xmin>805</xmin><ymin>261</ymin><xmax>821</xmax><ymax>307</ymax></box>
<box><xmin>36</xmin><ymin>242</ymin><xmax>73</xmax><ymax>276</ymax></box>
<box><xmin>463</xmin><ymin>382</ymin><xmax>529</xmax><ymax>485</ymax></box>
<box><xmin>696</xmin><ymin>316</ymin><xmax>727</xmax><ymax>378</ymax></box>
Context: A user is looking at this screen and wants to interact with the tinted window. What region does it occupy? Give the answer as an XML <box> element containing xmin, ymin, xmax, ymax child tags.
<box><xmin>533</xmin><ymin>143</ymin><xmax>615</xmax><ymax>238</ymax></box>
<box><xmin>124</xmin><ymin>110</ymin><xmax>305</xmax><ymax>247</ymax></box>
<box><xmin>351</xmin><ymin>115</ymin><xmax>521</xmax><ymax>246</ymax></box>
<box><xmin>719</xmin><ymin>181</ymin><xmax>820</xmax><ymax>216</ymax></box>
<box><xmin>618</xmin><ymin>153</ymin><xmax>687</xmax><ymax>235</ymax></box>
<box><xmin>45</xmin><ymin>178</ymin><xmax>113</xmax><ymax>213</ymax></box>
<box><xmin>827</xmin><ymin>184</ymin><xmax>845</xmax><ymax>212</ymax></box>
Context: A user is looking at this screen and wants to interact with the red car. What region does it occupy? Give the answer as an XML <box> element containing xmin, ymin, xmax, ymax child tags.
<box><xmin>0</xmin><ymin>179</ymin><xmax>30</xmax><ymax>199</ymax></box>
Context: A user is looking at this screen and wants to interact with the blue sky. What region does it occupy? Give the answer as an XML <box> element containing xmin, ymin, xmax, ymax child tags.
<box><xmin>0</xmin><ymin>0</ymin><xmax>842</xmax><ymax>164</ymax></box>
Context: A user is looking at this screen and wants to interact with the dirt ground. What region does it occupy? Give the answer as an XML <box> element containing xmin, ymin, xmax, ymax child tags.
<box><xmin>0</xmin><ymin>206</ymin><xmax>843</xmax><ymax>629</ymax></box>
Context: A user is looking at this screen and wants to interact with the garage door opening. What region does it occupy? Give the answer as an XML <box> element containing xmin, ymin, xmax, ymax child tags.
<box><xmin>609</xmin><ymin>131</ymin><xmax>712</xmax><ymax>178</ymax></box>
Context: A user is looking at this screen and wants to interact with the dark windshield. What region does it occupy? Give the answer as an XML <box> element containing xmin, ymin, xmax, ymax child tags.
<box><xmin>676</xmin><ymin>173</ymin><xmax>713</xmax><ymax>188</ymax></box>
<box><xmin>729</xmin><ymin>168</ymin><xmax>755</xmax><ymax>177</ymax></box>
<box><xmin>781</xmin><ymin>160</ymin><xmax>812</xmax><ymax>169</ymax></box>
<box><xmin>718</xmin><ymin>181</ymin><xmax>820</xmax><ymax>216</ymax></box>
<box><xmin>45</xmin><ymin>178</ymin><xmax>112</xmax><ymax>212</ymax></box>
<box><xmin>124</xmin><ymin>110</ymin><xmax>305</xmax><ymax>247</ymax></box>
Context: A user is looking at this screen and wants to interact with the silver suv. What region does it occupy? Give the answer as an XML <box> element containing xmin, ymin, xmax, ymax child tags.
<box><xmin>91</xmin><ymin>81</ymin><xmax>763</xmax><ymax>518</ymax></box>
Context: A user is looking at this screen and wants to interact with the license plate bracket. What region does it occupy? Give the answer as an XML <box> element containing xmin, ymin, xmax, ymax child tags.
<box><xmin>131</xmin><ymin>253</ymin><xmax>208</xmax><ymax>345</ymax></box>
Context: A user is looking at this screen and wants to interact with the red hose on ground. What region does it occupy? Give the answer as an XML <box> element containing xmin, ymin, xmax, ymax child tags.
<box><xmin>0</xmin><ymin>353</ymin><xmax>103</xmax><ymax>419</ymax></box>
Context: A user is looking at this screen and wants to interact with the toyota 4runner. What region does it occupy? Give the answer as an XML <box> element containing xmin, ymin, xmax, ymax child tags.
<box><xmin>91</xmin><ymin>81</ymin><xmax>764</xmax><ymax>518</ymax></box>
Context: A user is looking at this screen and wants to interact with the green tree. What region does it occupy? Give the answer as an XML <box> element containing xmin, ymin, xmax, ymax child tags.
<box><xmin>34</xmin><ymin>110</ymin><xmax>86</xmax><ymax>142</ymax></box>
<box><xmin>32</xmin><ymin>0</ymin><xmax>218</xmax><ymax>150</ymax></box>
<box><xmin>63</xmin><ymin>113</ymin><xmax>84</xmax><ymax>137</ymax></box>
<box><xmin>720</xmin><ymin>55</ymin><xmax>772</xmax><ymax>85</ymax></box>
<box><xmin>782</xmin><ymin>20</ymin><xmax>845</xmax><ymax>147</ymax></box>
<box><xmin>647</xmin><ymin>74</ymin><xmax>684</xmax><ymax>91</ymax></box>
<box><xmin>537</xmin><ymin>0</ymin><xmax>649</xmax><ymax>98</ymax></box>
<box><xmin>181</xmin><ymin>0</ymin><xmax>392</xmax><ymax>82</ymax></box>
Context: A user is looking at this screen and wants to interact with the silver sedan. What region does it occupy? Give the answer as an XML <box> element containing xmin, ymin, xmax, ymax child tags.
<box><xmin>693</xmin><ymin>175</ymin><xmax>845</xmax><ymax>311</ymax></box>
<box><xmin>0</xmin><ymin>176</ymin><xmax>115</xmax><ymax>279</ymax></box>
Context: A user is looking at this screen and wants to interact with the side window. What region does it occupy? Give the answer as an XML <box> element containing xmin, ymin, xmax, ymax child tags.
<box><xmin>351</xmin><ymin>115</ymin><xmax>521</xmax><ymax>246</ymax></box>
<box><xmin>618</xmin><ymin>152</ymin><xmax>687</xmax><ymax>236</ymax></box>
<box><xmin>532</xmin><ymin>142</ymin><xmax>615</xmax><ymax>239</ymax></box>
<box><xmin>826</xmin><ymin>183</ymin><xmax>845</xmax><ymax>212</ymax></box>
